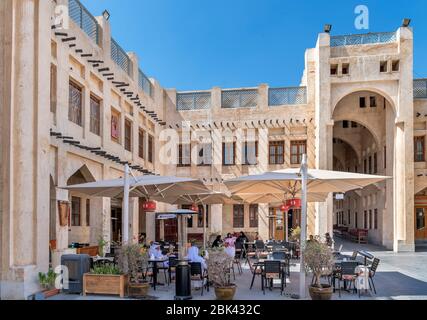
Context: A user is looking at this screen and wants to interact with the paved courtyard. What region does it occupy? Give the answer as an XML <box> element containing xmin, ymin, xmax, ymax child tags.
<box><xmin>49</xmin><ymin>239</ymin><xmax>427</xmax><ymax>301</ymax></box>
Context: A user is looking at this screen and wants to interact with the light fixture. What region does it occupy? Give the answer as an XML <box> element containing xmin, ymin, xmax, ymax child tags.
<box><xmin>324</xmin><ymin>24</ymin><xmax>332</xmax><ymax>33</ymax></box>
<box><xmin>102</xmin><ymin>10</ymin><xmax>110</xmax><ymax>21</ymax></box>
<box><xmin>402</xmin><ymin>18</ymin><xmax>411</xmax><ymax>27</ymax></box>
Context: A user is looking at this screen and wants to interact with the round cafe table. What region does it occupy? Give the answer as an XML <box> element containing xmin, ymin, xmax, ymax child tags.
<box><xmin>148</xmin><ymin>257</ymin><xmax>168</xmax><ymax>290</ymax></box>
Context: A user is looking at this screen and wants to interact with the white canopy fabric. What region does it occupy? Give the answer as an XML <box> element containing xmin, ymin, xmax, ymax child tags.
<box><xmin>236</xmin><ymin>192</ymin><xmax>330</xmax><ymax>204</ymax></box>
<box><xmin>64</xmin><ymin>175</ymin><xmax>209</xmax><ymax>199</ymax></box>
<box><xmin>152</xmin><ymin>192</ymin><xmax>243</xmax><ymax>206</ymax></box>
<box><xmin>225</xmin><ymin>168</ymin><xmax>389</xmax><ymax>196</ymax></box>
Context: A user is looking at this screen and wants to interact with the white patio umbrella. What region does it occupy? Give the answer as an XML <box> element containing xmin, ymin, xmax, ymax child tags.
<box><xmin>224</xmin><ymin>157</ymin><xmax>389</xmax><ymax>299</ymax></box>
<box><xmin>64</xmin><ymin>165</ymin><xmax>209</xmax><ymax>243</ymax></box>
<box><xmin>152</xmin><ymin>192</ymin><xmax>243</xmax><ymax>250</ymax></box>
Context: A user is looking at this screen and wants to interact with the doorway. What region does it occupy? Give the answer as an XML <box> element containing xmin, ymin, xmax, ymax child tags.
<box><xmin>111</xmin><ymin>206</ymin><xmax>122</xmax><ymax>243</ymax></box>
<box><xmin>268</xmin><ymin>208</ymin><xmax>285</xmax><ymax>241</ymax></box>
<box><xmin>415</xmin><ymin>207</ymin><xmax>427</xmax><ymax>240</ymax></box>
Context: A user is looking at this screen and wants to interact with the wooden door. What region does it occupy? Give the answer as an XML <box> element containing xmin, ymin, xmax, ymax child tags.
<box><xmin>415</xmin><ymin>207</ymin><xmax>427</xmax><ymax>240</ymax></box>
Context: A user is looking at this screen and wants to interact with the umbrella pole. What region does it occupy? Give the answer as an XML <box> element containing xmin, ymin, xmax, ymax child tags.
<box><xmin>122</xmin><ymin>164</ymin><xmax>130</xmax><ymax>244</ymax></box>
<box><xmin>203</xmin><ymin>205</ymin><xmax>207</xmax><ymax>251</ymax></box>
<box><xmin>299</xmin><ymin>154</ymin><xmax>308</xmax><ymax>299</ymax></box>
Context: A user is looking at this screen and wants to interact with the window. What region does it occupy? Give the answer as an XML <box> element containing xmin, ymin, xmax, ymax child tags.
<box><xmin>364</xmin><ymin>211</ymin><xmax>368</xmax><ymax>229</ymax></box>
<box><xmin>222</xmin><ymin>142</ymin><xmax>236</xmax><ymax>166</ymax></box>
<box><xmin>380</xmin><ymin>61</ymin><xmax>388</xmax><ymax>73</ymax></box>
<box><xmin>342</xmin><ymin>63</ymin><xmax>349</xmax><ymax>75</ymax></box>
<box><xmin>348</xmin><ymin>210</ymin><xmax>351</xmax><ymax>226</ymax></box>
<box><xmin>359</xmin><ymin>97</ymin><xmax>366</xmax><ymax>108</ymax></box>
<box><xmin>243</xmin><ymin>141</ymin><xmax>258</xmax><ymax>165</ymax></box>
<box><xmin>392</xmin><ymin>60</ymin><xmax>400</xmax><ymax>72</ymax></box>
<box><xmin>198</xmin><ymin>144</ymin><xmax>212</xmax><ymax>166</ymax></box>
<box><xmin>342</xmin><ymin>121</ymin><xmax>349</xmax><ymax>128</ymax></box>
<box><xmin>355</xmin><ymin>212</ymin><xmax>358</xmax><ymax>228</ymax></box>
<box><xmin>124</xmin><ymin>120</ymin><xmax>132</xmax><ymax>152</ymax></box>
<box><xmin>370</xmin><ymin>96</ymin><xmax>377</xmax><ymax>108</ymax></box>
<box><xmin>414</xmin><ymin>136</ymin><xmax>425</xmax><ymax>162</ymax></box>
<box><xmin>111</xmin><ymin>111</ymin><xmax>120</xmax><ymax>143</ymax></box>
<box><xmin>249</xmin><ymin>204</ymin><xmax>258</xmax><ymax>228</ymax></box>
<box><xmin>369</xmin><ymin>210</ymin><xmax>372</xmax><ymax>229</ymax></box>
<box><xmin>178</xmin><ymin>144</ymin><xmax>191</xmax><ymax>167</ymax></box>
<box><xmin>374</xmin><ymin>209</ymin><xmax>378</xmax><ymax>230</ymax></box>
<box><xmin>330</xmin><ymin>64</ymin><xmax>338</xmax><ymax>75</ymax></box>
<box><xmin>373</xmin><ymin>153</ymin><xmax>378</xmax><ymax>174</ymax></box>
<box><xmin>416</xmin><ymin>208</ymin><xmax>426</xmax><ymax>230</ymax></box>
<box><xmin>50</xmin><ymin>64</ymin><xmax>57</xmax><ymax>114</ymax></box>
<box><xmin>197</xmin><ymin>205</ymin><xmax>209</xmax><ymax>228</ymax></box>
<box><xmin>364</xmin><ymin>159</ymin><xmax>367</xmax><ymax>173</ymax></box>
<box><xmin>69</xmin><ymin>81</ymin><xmax>82</xmax><ymax>126</ymax></box>
<box><xmin>233</xmin><ymin>205</ymin><xmax>244</xmax><ymax>228</ymax></box>
<box><xmin>291</xmin><ymin>141</ymin><xmax>307</xmax><ymax>165</ymax></box>
<box><xmin>351</xmin><ymin>121</ymin><xmax>358</xmax><ymax>128</ymax></box>
<box><xmin>71</xmin><ymin>197</ymin><xmax>81</xmax><ymax>227</ymax></box>
<box><xmin>138</xmin><ymin>129</ymin><xmax>145</xmax><ymax>159</ymax></box>
<box><xmin>269</xmin><ymin>141</ymin><xmax>285</xmax><ymax>165</ymax></box>
<box><xmin>182</xmin><ymin>205</ymin><xmax>193</xmax><ymax>227</ymax></box>
<box><xmin>86</xmin><ymin>199</ymin><xmax>90</xmax><ymax>227</ymax></box>
<box><xmin>148</xmin><ymin>135</ymin><xmax>154</xmax><ymax>163</ymax></box>
<box><xmin>384</xmin><ymin>146</ymin><xmax>387</xmax><ymax>169</ymax></box>
<box><xmin>90</xmin><ymin>95</ymin><xmax>101</xmax><ymax>136</ymax></box>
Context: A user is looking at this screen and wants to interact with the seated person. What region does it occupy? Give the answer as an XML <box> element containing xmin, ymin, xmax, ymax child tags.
<box><xmin>186</xmin><ymin>240</ymin><xmax>207</xmax><ymax>270</ymax></box>
<box><xmin>149</xmin><ymin>242</ymin><xmax>168</xmax><ymax>267</ymax></box>
<box><xmin>212</xmin><ymin>235</ymin><xmax>223</xmax><ymax>248</ymax></box>
<box><xmin>224</xmin><ymin>234</ymin><xmax>237</xmax><ymax>258</ymax></box>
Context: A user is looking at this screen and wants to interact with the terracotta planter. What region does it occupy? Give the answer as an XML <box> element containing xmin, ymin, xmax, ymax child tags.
<box><xmin>308</xmin><ymin>285</ymin><xmax>333</xmax><ymax>300</ymax></box>
<box><xmin>128</xmin><ymin>282</ymin><xmax>150</xmax><ymax>297</ymax></box>
<box><xmin>83</xmin><ymin>274</ymin><xmax>128</xmax><ymax>298</ymax></box>
<box><xmin>214</xmin><ymin>285</ymin><xmax>237</xmax><ymax>300</ymax></box>
<box><xmin>43</xmin><ymin>288</ymin><xmax>60</xmax><ymax>299</ymax></box>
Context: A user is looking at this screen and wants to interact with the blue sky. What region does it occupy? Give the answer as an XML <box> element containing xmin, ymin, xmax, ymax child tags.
<box><xmin>81</xmin><ymin>0</ymin><xmax>427</xmax><ymax>91</ymax></box>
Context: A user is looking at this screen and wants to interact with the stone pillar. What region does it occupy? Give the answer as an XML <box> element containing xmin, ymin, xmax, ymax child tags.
<box><xmin>0</xmin><ymin>0</ymin><xmax>50</xmax><ymax>299</ymax></box>
<box><xmin>314</xmin><ymin>33</ymin><xmax>334</xmax><ymax>237</ymax></box>
<box><xmin>258</xmin><ymin>204</ymin><xmax>269</xmax><ymax>241</ymax></box>
<box><xmin>210</xmin><ymin>204</ymin><xmax>223</xmax><ymax>235</ymax></box>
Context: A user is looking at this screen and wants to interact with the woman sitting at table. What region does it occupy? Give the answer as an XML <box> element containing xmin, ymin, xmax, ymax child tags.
<box><xmin>149</xmin><ymin>242</ymin><xmax>169</xmax><ymax>267</ymax></box>
<box><xmin>224</xmin><ymin>233</ymin><xmax>237</xmax><ymax>258</ymax></box>
<box><xmin>187</xmin><ymin>241</ymin><xmax>207</xmax><ymax>270</ymax></box>
<box><xmin>212</xmin><ymin>235</ymin><xmax>223</xmax><ymax>248</ymax></box>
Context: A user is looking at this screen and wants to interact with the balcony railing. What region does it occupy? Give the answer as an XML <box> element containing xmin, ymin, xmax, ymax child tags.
<box><xmin>330</xmin><ymin>32</ymin><xmax>397</xmax><ymax>47</ymax></box>
<box><xmin>68</xmin><ymin>0</ymin><xmax>101</xmax><ymax>45</ymax></box>
<box><xmin>269</xmin><ymin>87</ymin><xmax>307</xmax><ymax>106</ymax></box>
<box><xmin>414</xmin><ymin>79</ymin><xmax>427</xmax><ymax>99</ymax></box>
<box><xmin>111</xmin><ymin>38</ymin><xmax>133</xmax><ymax>76</ymax></box>
<box><xmin>222</xmin><ymin>89</ymin><xmax>258</xmax><ymax>109</ymax></box>
<box><xmin>139</xmin><ymin>69</ymin><xmax>153</xmax><ymax>97</ymax></box>
<box><xmin>177</xmin><ymin>92</ymin><xmax>212</xmax><ymax>111</ymax></box>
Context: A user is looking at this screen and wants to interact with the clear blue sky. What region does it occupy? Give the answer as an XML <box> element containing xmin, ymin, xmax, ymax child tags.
<box><xmin>81</xmin><ymin>0</ymin><xmax>427</xmax><ymax>91</ymax></box>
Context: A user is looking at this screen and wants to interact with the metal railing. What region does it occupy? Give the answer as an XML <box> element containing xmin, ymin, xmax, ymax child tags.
<box><xmin>139</xmin><ymin>69</ymin><xmax>153</xmax><ymax>97</ymax></box>
<box><xmin>111</xmin><ymin>38</ymin><xmax>133</xmax><ymax>76</ymax></box>
<box><xmin>330</xmin><ymin>32</ymin><xmax>397</xmax><ymax>47</ymax></box>
<box><xmin>414</xmin><ymin>79</ymin><xmax>427</xmax><ymax>99</ymax></box>
<box><xmin>269</xmin><ymin>87</ymin><xmax>307</xmax><ymax>106</ymax></box>
<box><xmin>222</xmin><ymin>89</ymin><xmax>258</xmax><ymax>109</ymax></box>
<box><xmin>68</xmin><ymin>0</ymin><xmax>101</xmax><ymax>45</ymax></box>
<box><xmin>177</xmin><ymin>92</ymin><xmax>211</xmax><ymax>111</ymax></box>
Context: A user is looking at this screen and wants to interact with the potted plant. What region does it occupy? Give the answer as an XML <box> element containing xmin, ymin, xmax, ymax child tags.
<box><xmin>207</xmin><ymin>249</ymin><xmax>236</xmax><ymax>300</ymax></box>
<box><xmin>98</xmin><ymin>236</ymin><xmax>108</xmax><ymax>258</ymax></box>
<box><xmin>38</xmin><ymin>269</ymin><xmax>60</xmax><ymax>299</ymax></box>
<box><xmin>117</xmin><ymin>243</ymin><xmax>150</xmax><ymax>297</ymax></box>
<box><xmin>303</xmin><ymin>238</ymin><xmax>335</xmax><ymax>300</ymax></box>
<box><xmin>290</xmin><ymin>226</ymin><xmax>301</xmax><ymax>242</ymax></box>
<box><xmin>83</xmin><ymin>263</ymin><xmax>128</xmax><ymax>298</ymax></box>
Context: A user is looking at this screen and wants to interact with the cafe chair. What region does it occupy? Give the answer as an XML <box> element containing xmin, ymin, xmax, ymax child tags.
<box><xmin>189</xmin><ymin>262</ymin><xmax>209</xmax><ymax>296</ymax></box>
<box><xmin>368</xmin><ymin>258</ymin><xmax>380</xmax><ymax>294</ymax></box>
<box><xmin>262</xmin><ymin>261</ymin><xmax>285</xmax><ymax>295</ymax></box>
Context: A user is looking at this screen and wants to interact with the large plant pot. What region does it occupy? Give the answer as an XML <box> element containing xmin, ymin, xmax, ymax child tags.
<box><xmin>308</xmin><ymin>285</ymin><xmax>333</xmax><ymax>300</ymax></box>
<box><xmin>83</xmin><ymin>274</ymin><xmax>128</xmax><ymax>298</ymax></box>
<box><xmin>214</xmin><ymin>285</ymin><xmax>236</xmax><ymax>300</ymax></box>
<box><xmin>128</xmin><ymin>282</ymin><xmax>150</xmax><ymax>297</ymax></box>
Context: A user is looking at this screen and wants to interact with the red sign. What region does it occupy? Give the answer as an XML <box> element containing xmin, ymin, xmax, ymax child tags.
<box><xmin>286</xmin><ymin>198</ymin><xmax>302</xmax><ymax>208</ymax></box>
<box><xmin>280</xmin><ymin>203</ymin><xmax>291</xmax><ymax>212</ymax></box>
<box><xmin>142</xmin><ymin>200</ymin><xmax>156</xmax><ymax>212</ymax></box>
<box><xmin>191</xmin><ymin>204</ymin><xmax>199</xmax><ymax>212</ymax></box>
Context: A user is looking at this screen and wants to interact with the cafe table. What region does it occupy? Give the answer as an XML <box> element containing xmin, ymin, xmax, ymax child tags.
<box><xmin>148</xmin><ymin>257</ymin><xmax>169</xmax><ymax>290</ymax></box>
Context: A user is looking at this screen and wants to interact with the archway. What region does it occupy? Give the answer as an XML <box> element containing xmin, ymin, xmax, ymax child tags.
<box><xmin>332</xmin><ymin>90</ymin><xmax>394</xmax><ymax>248</ymax></box>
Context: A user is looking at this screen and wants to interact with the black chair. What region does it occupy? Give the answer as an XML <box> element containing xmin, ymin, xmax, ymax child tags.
<box><xmin>168</xmin><ymin>256</ymin><xmax>178</xmax><ymax>284</ymax></box>
<box><xmin>233</xmin><ymin>249</ymin><xmax>243</xmax><ymax>275</ymax></box>
<box><xmin>255</xmin><ymin>240</ymin><xmax>265</xmax><ymax>251</ymax></box>
<box><xmin>262</xmin><ymin>261</ymin><xmax>285</xmax><ymax>295</ymax></box>
<box><xmin>369</xmin><ymin>258</ymin><xmax>380</xmax><ymax>294</ymax></box>
<box><xmin>248</xmin><ymin>259</ymin><xmax>263</xmax><ymax>290</ymax></box>
<box><xmin>350</xmin><ymin>251</ymin><xmax>358</xmax><ymax>261</ymax></box>
<box><xmin>334</xmin><ymin>261</ymin><xmax>359</xmax><ymax>297</ymax></box>
<box><xmin>189</xmin><ymin>262</ymin><xmax>209</xmax><ymax>296</ymax></box>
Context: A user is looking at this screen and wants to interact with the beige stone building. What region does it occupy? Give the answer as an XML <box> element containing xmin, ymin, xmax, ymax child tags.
<box><xmin>1</xmin><ymin>0</ymin><xmax>427</xmax><ymax>299</ymax></box>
